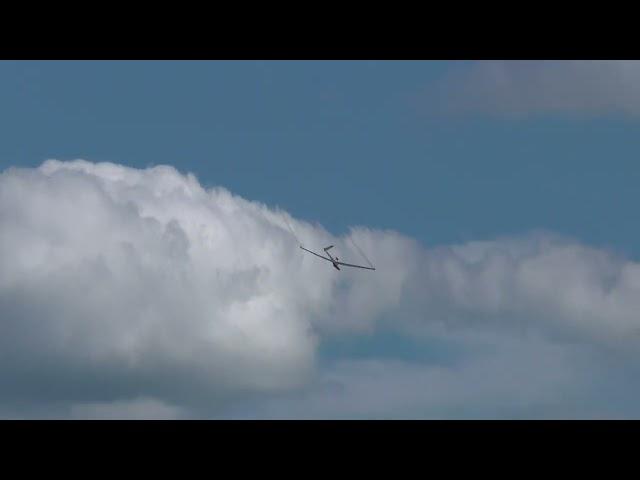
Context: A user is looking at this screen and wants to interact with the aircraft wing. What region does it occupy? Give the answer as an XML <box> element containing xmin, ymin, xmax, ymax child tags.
<box><xmin>335</xmin><ymin>261</ymin><xmax>376</xmax><ymax>270</ymax></box>
<box><xmin>300</xmin><ymin>246</ymin><xmax>334</xmax><ymax>263</ymax></box>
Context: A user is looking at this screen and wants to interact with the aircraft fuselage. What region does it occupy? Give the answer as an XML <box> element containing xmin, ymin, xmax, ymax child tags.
<box><xmin>324</xmin><ymin>246</ymin><xmax>340</xmax><ymax>270</ymax></box>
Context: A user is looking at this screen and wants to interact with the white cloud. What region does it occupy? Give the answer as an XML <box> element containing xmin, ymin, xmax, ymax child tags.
<box><xmin>2</xmin><ymin>159</ymin><xmax>640</xmax><ymax>418</ymax></box>
<box><xmin>429</xmin><ymin>60</ymin><xmax>640</xmax><ymax>116</ymax></box>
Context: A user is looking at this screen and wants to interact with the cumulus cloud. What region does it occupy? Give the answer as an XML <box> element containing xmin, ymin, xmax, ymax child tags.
<box><xmin>228</xmin><ymin>335</ymin><xmax>595</xmax><ymax>419</ymax></box>
<box><xmin>429</xmin><ymin>60</ymin><xmax>640</xmax><ymax>116</ymax></box>
<box><xmin>2</xmin><ymin>159</ymin><xmax>640</xmax><ymax>418</ymax></box>
<box><xmin>232</xmin><ymin>342</ymin><xmax>640</xmax><ymax>420</ymax></box>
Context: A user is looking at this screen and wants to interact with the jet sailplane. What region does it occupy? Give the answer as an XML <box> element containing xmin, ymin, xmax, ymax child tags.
<box><xmin>300</xmin><ymin>245</ymin><xmax>375</xmax><ymax>271</ymax></box>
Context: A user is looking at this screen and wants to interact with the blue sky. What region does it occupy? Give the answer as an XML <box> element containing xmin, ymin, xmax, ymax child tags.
<box><xmin>4</xmin><ymin>61</ymin><xmax>640</xmax><ymax>418</ymax></box>
<box><xmin>3</xmin><ymin>60</ymin><xmax>639</xmax><ymax>256</ymax></box>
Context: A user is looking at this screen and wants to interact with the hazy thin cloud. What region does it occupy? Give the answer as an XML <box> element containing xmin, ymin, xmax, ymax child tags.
<box><xmin>428</xmin><ymin>60</ymin><xmax>640</xmax><ymax>117</ymax></box>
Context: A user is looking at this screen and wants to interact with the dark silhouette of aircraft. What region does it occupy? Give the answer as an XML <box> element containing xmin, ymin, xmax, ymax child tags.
<box><xmin>299</xmin><ymin>245</ymin><xmax>375</xmax><ymax>271</ymax></box>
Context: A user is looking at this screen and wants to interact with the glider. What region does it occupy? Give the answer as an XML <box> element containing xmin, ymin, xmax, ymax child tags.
<box><xmin>300</xmin><ymin>245</ymin><xmax>375</xmax><ymax>271</ymax></box>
